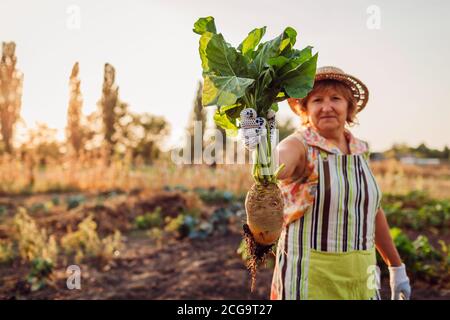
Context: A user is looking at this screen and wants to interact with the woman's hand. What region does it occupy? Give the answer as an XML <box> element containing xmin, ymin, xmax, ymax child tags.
<box><xmin>389</xmin><ymin>263</ymin><xmax>411</xmax><ymax>300</ymax></box>
<box><xmin>375</xmin><ymin>208</ymin><xmax>412</xmax><ymax>300</ymax></box>
<box><xmin>238</xmin><ymin>108</ymin><xmax>276</xmax><ymax>151</ymax></box>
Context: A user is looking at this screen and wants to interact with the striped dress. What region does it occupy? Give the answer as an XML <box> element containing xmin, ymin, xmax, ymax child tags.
<box><xmin>270</xmin><ymin>126</ymin><xmax>382</xmax><ymax>300</ymax></box>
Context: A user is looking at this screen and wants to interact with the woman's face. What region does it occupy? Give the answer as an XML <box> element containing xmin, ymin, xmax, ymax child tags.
<box><xmin>306</xmin><ymin>88</ymin><xmax>348</xmax><ymax>133</ymax></box>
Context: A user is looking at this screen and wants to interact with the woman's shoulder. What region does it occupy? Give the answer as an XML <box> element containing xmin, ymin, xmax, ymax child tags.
<box><xmin>280</xmin><ymin>129</ymin><xmax>307</xmax><ymax>148</ymax></box>
<box><xmin>345</xmin><ymin>129</ymin><xmax>370</xmax><ymax>155</ymax></box>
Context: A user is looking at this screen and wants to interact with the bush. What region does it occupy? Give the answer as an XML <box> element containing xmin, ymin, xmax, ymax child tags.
<box><xmin>27</xmin><ymin>258</ymin><xmax>54</xmax><ymax>291</ymax></box>
<box><xmin>60</xmin><ymin>215</ymin><xmax>123</xmax><ymax>264</ymax></box>
<box><xmin>389</xmin><ymin>227</ymin><xmax>447</xmax><ymax>282</ymax></box>
<box><xmin>0</xmin><ymin>239</ymin><xmax>15</xmax><ymax>264</ymax></box>
<box><xmin>134</xmin><ymin>207</ymin><xmax>163</xmax><ymax>230</ymax></box>
<box><xmin>66</xmin><ymin>194</ymin><xmax>86</xmax><ymax>210</ymax></box>
<box><xmin>13</xmin><ymin>207</ymin><xmax>58</xmax><ymax>265</ymax></box>
<box><xmin>384</xmin><ymin>193</ymin><xmax>450</xmax><ymax>230</ymax></box>
<box><xmin>12</xmin><ymin>207</ymin><xmax>58</xmax><ymax>290</ymax></box>
<box><xmin>164</xmin><ymin>214</ymin><xmax>192</xmax><ymax>239</ymax></box>
<box><xmin>194</xmin><ymin>187</ymin><xmax>235</xmax><ymax>204</ymax></box>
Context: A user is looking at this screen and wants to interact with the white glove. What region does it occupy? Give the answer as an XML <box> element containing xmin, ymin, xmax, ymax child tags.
<box><xmin>238</xmin><ymin>108</ymin><xmax>276</xmax><ymax>151</ymax></box>
<box><xmin>389</xmin><ymin>263</ymin><xmax>411</xmax><ymax>300</ymax></box>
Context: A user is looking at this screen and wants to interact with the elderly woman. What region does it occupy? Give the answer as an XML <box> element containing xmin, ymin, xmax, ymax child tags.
<box><xmin>240</xmin><ymin>66</ymin><xmax>411</xmax><ymax>300</ymax></box>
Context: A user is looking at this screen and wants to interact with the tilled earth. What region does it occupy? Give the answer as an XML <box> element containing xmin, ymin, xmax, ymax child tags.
<box><xmin>0</xmin><ymin>191</ymin><xmax>448</xmax><ymax>300</ymax></box>
<box><xmin>0</xmin><ymin>231</ymin><xmax>272</xmax><ymax>300</ymax></box>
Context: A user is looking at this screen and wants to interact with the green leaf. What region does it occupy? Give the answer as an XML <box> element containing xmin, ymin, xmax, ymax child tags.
<box><xmin>202</xmin><ymin>75</ymin><xmax>254</xmax><ymax>106</ymax></box>
<box><xmin>252</xmin><ymin>34</ymin><xmax>283</xmax><ymax>74</ymax></box>
<box><xmin>199</xmin><ymin>32</ymin><xmax>214</xmax><ymax>72</ymax></box>
<box><xmin>271</xmin><ymin>103</ymin><xmax>279</xmax><ymax>112</ymax></box>
<box><xmin>194</xmin><ymin>17</ymin><xmax>317</xmax><ymax>119</ymax></box>
<box><xmin>259</xmin><ymin>68</ymin><xmax>273</xmax><ymax>91</ymax></box>
<box><xmin>288</xmin><ymin>46</ymin><xmax>313</xmax><ymax>60</ymax></box>
<box><xmin>238</xmin><ymin>27</ymin><xmax>266</xmax><ymax>57</ymax></box>
<box><xmin>213</xmin><ymin>110</ymin><xmax>238</xmax><ymax>134</ymax></box>
<box><xmin>277</xmin><ymin>46</ymin><xmax>312</xmax><ymax>77</ymax></box>
<box><xmin>201</xmin><ymin>33</ymin><xmax>250</xmax><ymax>77</ymax></box>
<box><xmin>282</xmin><ymin>53</ymin><xmax>318</xmax><ymax>99</ymax></box>
<box><xmin>276</xmin><ymin>91</ymin><xmax>285</xmax><ymax>99</ymax></box>
<box><xmin>279</xmin><ymin>27</ymin><xmax>297</xmax><ymax>53</ymax></box>
<box><xmin>193</xmin><ymin>16</ymin><xmax>217</xmax><ymax>35</ymax></box>
<box><xmin>219</xmin><ymin>104</ymin><xmax>240</xmax><ymax>113</ymax></box>
<box><xmin>267</xmin><ymin>56</ymin><xmax>289</xmax><ymax>68</ymax></box>
<box><xmin>224</xmin><ymin>103</ymin><xmax>245</xmax><ymax>121</ymax></box>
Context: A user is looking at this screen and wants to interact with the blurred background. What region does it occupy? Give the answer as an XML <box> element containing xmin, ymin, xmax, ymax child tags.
<box><xmin>0</xmin><ymin>0</ymin><xmax>448</xmax><ymax>299</ymax></box>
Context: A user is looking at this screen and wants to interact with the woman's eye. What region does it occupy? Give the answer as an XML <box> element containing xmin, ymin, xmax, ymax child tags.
<box><xmin>312</xmin><ymin>98</ymin><xmax>322</xmax><ymax>102</ymax></box>
<box><xmin>332</xmin><ymin>96</ymin><xmax>341</xmax><ymax>100</ymax></box>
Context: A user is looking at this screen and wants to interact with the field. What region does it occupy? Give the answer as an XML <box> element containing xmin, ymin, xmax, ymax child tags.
<box><xmin>0</xmin><ymin>157</ymin><xmax>449</xmax><ymax>300</ymax></box>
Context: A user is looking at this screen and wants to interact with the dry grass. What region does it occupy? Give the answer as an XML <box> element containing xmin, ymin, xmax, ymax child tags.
<box><xmin>0</xmin><ymin>155</ymin><xmax>448</xmax><ymax>200</ymax></box>
<box><xmin>369</xmin><ymin>159</ymin><xmax>450</xmax><ymax>199</ymax></box>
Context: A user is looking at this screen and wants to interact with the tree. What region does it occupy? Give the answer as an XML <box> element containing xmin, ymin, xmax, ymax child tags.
<box><xmin>65</xmin><ymin>62</ymin><xmax>84</xmax><ymax>157</ymax></box>
<box><xmin>0</xmin><ymin>42</ymin><xmax>23</xmax><ymax>154</ymax></box>
<box><xmin>97</xmin><ymin>63</ymin><xmax>130</xmax><ymax>158</ymax></box>
<box><xmin>443</xmin><ymin>146</ymin><xmax>450</xmax><ymax>161</ymax></box>
<box><xmin>126</xmin><ymin>113</ymin><xmax>170</xmax><ymax>164</ymax></box>
<box><xmin>186</xmin><ymin>81</ymin><xmax>207</xmax><ymax>163</ymax></box>
<box><xmin>18</xmin><ymin>123</ymin><xmax>62</xmax><ymax>187</ymax></box>
<box><xmin>24</xmin><ymin>123</ymin><xmax>62</xmax><ymax>165</ymax></box>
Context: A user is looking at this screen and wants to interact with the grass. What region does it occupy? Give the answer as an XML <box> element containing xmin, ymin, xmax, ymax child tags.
<box><xmin>0</xmin><ymin>155</ymin><xmax>448</xmax><ymax>200</ymax></box>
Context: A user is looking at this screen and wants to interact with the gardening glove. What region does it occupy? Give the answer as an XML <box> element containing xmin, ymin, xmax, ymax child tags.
<box><xmin>238</xmin><ymin>108</ymin><xmax>276</xmax><ymax>151</ymax></box>
<box><xmin>389</xmin><ymin>263</ymin><xmax>411</xmax><ymax>300</ymax></box>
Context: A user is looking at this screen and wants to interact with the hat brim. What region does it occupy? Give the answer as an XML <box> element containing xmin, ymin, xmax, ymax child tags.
<box><xmin>287</xmin><ymin>72</ymin><xmax>369</xmax><ymax>115</ymax></box>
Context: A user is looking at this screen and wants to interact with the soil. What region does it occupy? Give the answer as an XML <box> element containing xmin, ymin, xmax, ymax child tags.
<box><xmin>0</xmin><ymin>191</ymin><xmax>448</xmax><ymax>300</ymax></box>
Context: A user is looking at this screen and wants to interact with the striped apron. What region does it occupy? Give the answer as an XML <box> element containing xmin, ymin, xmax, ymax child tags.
<box><xmin>271</xmin><ymin>146</ymin><xmax>382</xmax><ymax>300</ymax></box>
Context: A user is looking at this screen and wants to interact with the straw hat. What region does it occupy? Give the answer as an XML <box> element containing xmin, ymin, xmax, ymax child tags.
<box><xmin>287</xmin><ymin>66</ymin><xmax>369</xmax><ymax>115</ymax></box>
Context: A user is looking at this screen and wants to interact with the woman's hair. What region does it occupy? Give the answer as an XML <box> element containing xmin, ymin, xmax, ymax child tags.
<box><xmin>296</xmin><ymin>79</ymin><xmax>359</xmax><ymax>127</ymax></box>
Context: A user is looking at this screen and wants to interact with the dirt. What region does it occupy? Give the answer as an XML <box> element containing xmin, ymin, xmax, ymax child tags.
<box><xmin>0</xmin><ymin>190</ymin><xmax>197</xmax><ymax>239</ymax></box>
<box><xmin>1</xmin><ymin>228</ymin><xmax>448</xmax><ymax>300</ymax></box>
<box><xmin>0</xmin><ymin>191</ymin><xmax>448</xmax><ymax>300</ymax></box>
<box><xmin>0</xmin><ymin>231</ymin><xmax>272</xmax><ymax>300</ymax></box>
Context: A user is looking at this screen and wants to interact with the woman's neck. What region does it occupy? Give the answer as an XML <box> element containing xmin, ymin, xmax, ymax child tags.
<box><xmin>314</xmin><ymin>126</ymin><xmax>349</xmax><ymax>154</ymax></box>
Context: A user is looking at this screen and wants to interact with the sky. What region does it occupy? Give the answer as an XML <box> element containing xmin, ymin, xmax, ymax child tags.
<box><xmin>0</xmin><ymin>0</ymin><xmax>449</xmax><ymax>152</ymax></box>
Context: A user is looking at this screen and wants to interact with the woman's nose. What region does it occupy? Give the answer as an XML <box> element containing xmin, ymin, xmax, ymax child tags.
<box><xmin>322</xmin><ymin>102</ymin><xmax>334</xmax><ymax>111</ymax></box>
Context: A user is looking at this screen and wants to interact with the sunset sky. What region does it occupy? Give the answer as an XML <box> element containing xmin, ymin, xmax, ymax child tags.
<box><xmin>1</xmin><ymin>0</ymin><xmax>449</xmax><ymax>152</ymax></box>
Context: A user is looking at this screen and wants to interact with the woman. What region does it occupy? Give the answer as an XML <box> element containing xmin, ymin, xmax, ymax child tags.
<box><xmin>240</xmin><ymin>66</ymin><xmax>411</xmax><ymax>300</ymax></box>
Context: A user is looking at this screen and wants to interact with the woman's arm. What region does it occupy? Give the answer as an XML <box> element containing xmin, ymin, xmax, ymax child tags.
<box><xmin>275</xmin><ymin>136</ymin><xmax>307</xmax><ymax>181</ymax></box>
<box><xmin>375</xmin><ymin>207</ymin><xmax>412</xmax><ymax>299</ymax></box>
<box><xmin>374</xmin><ymin>207</ymin><xmax>402</xmax><ymax>267</ymax></box>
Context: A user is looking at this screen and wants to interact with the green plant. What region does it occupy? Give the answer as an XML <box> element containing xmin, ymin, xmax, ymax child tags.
<box><xmin>12</xmin><ymin>208</ymin><xmax>58</xmax><ymax>291</ymax></box>
<box><xmin>147</xmin><ymin>227</ymin><xmax>164</xmax><ymax>247</ymax></box>
<box><xmin>0</xmin><ymin>239</ymin><xmax>15</xmax><ymax>264</ymax></box>
<box><xmin>27</xmin><ymin>258</ymin><xmax>54</xmax><ymax>291</ymax></box>
<box><xmin>194</xmin><ymin>187</ymin><xmax>234</xmax><ymax>204</ymax></box>
<box><xmin>13</xmin><ymin>207</ymin><xmax>58</xmax><ymax>264</ymax></box>
<box><xmin>164</xmin><ymin>214</ymin><xmax>199</xmax><ymax>239</ymax></box>
<box><xmin>60</xmin><ymin>215</ymin><xmax>123</xmax><ymax>264</ymax></box>
<box><xmin>383</xmin><ymin>192</ymin><xmax>450</xmax><ymax>231</ymax></box>
<box><xmin>389</xmin><ymin>227</ymin><xmax>447</xmax><ymax>282</ymax></box>
<box><xmin>193</xmin><ymin>16</ymin><xmax>317</xmax><ymax>184</ymax></box>
<box><xmin>51</xmin><ymin>196</ymin><xmax>60</xmax><ymax>206</ymax></box>
<box><xmin>413</xmin><ymin>235</ymin><xmax>442</xmax><ymax>262</ymax></box>
<box><xmin>66</xmin><ymin>194</ymin><xmax>85</xmax><ymax>210</ymax></box>
<box><xmin>134</xmin><ymin>207</ymin><xmax>163</xmax><ymax>230</ymax></box>
<box><xmin>0</xmin><ymin>205</ymin><xmax>8</xmax><ymax>216</ymax></box>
